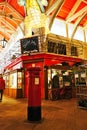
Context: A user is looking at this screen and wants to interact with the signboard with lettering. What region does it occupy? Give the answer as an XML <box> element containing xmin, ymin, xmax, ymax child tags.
<box><xmin>20</xmin><ymin>36</ymin><xmax>39</xmax><ymax>54</ymax></box>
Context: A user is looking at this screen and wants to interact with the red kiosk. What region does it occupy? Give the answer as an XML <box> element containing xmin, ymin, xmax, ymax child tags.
<box><xmin>4</xmin><ymin>53</ymin><xmax>82</xmax><ymax>99</ymax></box>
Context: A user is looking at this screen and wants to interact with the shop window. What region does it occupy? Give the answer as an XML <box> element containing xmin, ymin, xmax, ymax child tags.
<box><xmin>48</xmin><ymin>41</ymin><xmax>57</xmax><ymax>53</ymax></box>
<box><xmin>75</xmin><ymin>70</ymin><xmax>86</xmax><ymax>86</ymax></box>
<box><xmin>48</xmin><ymin>41</ymin><xmax>66</xmax><ymax>55</ymax></box>
<box><xmin>71</xmin><ymin>46</ymin><xmax>78</xmax><ymax>56</ymax></box>
<box><xmin>58</xmin><ymin>43</ymin><xmax>66</xmax><ymax>55</ymax></box>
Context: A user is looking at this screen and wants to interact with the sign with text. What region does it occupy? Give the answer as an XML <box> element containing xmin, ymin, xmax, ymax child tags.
<box><xmin>20</xmin><ymin>36</ymin><xmax>39</xmax><ymax>54</ymax></box>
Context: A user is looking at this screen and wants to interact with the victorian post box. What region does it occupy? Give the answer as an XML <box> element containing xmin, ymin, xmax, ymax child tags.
<box><xmin>27</xmin><ymin>67</ymin><xmax>41</xmax><ymax>122</ymax></box>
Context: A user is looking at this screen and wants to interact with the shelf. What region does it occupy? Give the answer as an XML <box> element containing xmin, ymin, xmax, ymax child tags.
<box><xmin>77</xmin><ymin>106</ymin><xmax>87</xmax><ymax>109</ymax></box>
<box><xmin>76</xmin><ymin>93</ymin><xmax>87</xmax><ymax>96</ymax></box>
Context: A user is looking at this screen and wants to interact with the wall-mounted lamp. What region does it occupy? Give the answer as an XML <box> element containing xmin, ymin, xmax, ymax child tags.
<box><xmin>1</xmin><ymin>38</ymin><xmax>7</xmax><ymax>48</ymax></box>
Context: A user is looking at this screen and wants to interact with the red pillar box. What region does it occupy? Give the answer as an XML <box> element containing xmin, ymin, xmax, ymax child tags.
<box><xmin>27</xmin><ymin>67</ymin><xmax>41</xmax><ymax>122</ymax></box>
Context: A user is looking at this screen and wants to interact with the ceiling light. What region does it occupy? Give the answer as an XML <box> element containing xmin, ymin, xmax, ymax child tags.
<box><xmin>17</xmin><ymin>0</ymin><xmax>26</xmax><ymax>6</ymax></box>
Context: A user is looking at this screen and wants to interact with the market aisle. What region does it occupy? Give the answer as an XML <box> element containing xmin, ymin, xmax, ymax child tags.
<box><xmin>0</xmin><ymin>96</ymin><xmax>87</xmax><ymax>130</ymax></box>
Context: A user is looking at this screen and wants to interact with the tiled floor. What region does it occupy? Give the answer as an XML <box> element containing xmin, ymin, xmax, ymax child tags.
<box><xmin>0</xmin><ymin>96</ymin><xmax>87</xmax><ymax>130</ymax></box>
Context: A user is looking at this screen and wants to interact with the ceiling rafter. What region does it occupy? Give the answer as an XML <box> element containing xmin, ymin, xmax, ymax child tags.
<box><xmin>82</xmin><ymin>0</ymin><xmax>87</xmax><ymax>4</ymax></box>
<box><xmin>66</xmin><ymin>0</ymin><xmax>82</xmax><ymax>20</ymax></box>
<box><xmin>0</xmin><ymin>2</ymin><xmax>24</xmax><ymax>31</ymax></box>
<box><xmin>0</xmin><ymin>20</ymin><xmax>16</xmax><ymax>40</ymax></box>
<box><xmin>46</xmin><ymin>0</ymin><xmax>64</xmax><ymax>15</ymax></box>
<box><xmin>0</xmin><ymin>3</ymin><xmax>24</xmax><ymax>21</ymax></box>
<box><xmin>0</xmin><ymin>23</ymin><xmax>12</xmax><ymax>35</ymax></box>
<box><xmin>0</xmin><ymin>24</ymin><xmax>10</xmax><ymax>40</ymax></box>
<box><xmin>6</xmin><ymin>2</ymin><xmax>24</xmax><ymax>19</ymax></box>
<box><xmin>0</xmin><ymin>27</ymin><xmax>10</xmax><ymax>36</ymax></box>
<box><xmin>70</xmin><ymin>11</ymin><xmax>87</xmax><ymax>40</ymax></box>
<box><xmin>0</xmin><ymin>1</ymin><xmax>24</xmax><ymax>42</ymax></box>
<box><xmin>2</xmin><ymin>18</ymin><xmax>16</xmax><ymax>31</ymax></box>
<box><xmin>0</xmin><ymin>25</ymin><xmax>15</xmax><ymax>34</ymax></box>
<box><xmin>0</xmin><ymin>15</ymin><xmax>19</xmax><ymax>30</ymax></box>
<box><xmin>83</xmin><ymin>21</ymin><xmax>87</xmax><ymax>29</ymax></box>
<box><xmin>0</xmin><ymin>11</ymin><xmax>24</xmax><ymax>22</ymax></box>
<box><xmin>66</xmin><ymin>6</ymin><xmax>87</xmax><ymax>22</ymax></box>
<box><xmin>0</xmin><ymin>2</ymin><xmax>5</xmax><ymax>5</ymax></box>
<box><xmin>45</xmin><ymin>0</ymin><xmax>54</xmax><ymax>11</ymax></box>
<box><xmin>49</xmin><ymin>0</ymin><xmax>65</xmax><ymax>29</ymax></box>
<box><xmin>0</xmin><ymin>31</ymin><xmax>10</xmax><ymax>40</ymax></box>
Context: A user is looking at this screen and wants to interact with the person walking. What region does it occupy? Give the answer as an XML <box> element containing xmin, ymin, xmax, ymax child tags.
<box><xmin>52</xmin><ymin>72</ymin><xmax>59</xmax><ymax>100</ymax></box>
<box><xmin>0</xmin><ymin>74</ymin><xmax>5</xmax><ymax>102</ymax></box>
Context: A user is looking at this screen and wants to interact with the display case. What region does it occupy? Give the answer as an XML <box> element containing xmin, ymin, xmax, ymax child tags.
<box><xmin>75</xmin><ymin>69</ymin><xmax>86</xmax><ymax>86</ymax></box>
<box><xmin>47</xmin><ymin>68</ymin><xmax>72</xmax><ymax>100</ymax></box>
<box><xmin>75</xmin><ymin>69</ymin><xmax>87</xmax><ymax>108</ymax></box>
<box><xmin>4</xmin><ymin>69</ymin><xmax>24</xmax><ymax>98</ymax></box>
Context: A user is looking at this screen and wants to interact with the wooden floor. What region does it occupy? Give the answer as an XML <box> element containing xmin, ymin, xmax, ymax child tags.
<box><xmin>0</xmin><ymin>96</ymin><xmax>87</xmax><ymax>130</ymax></box>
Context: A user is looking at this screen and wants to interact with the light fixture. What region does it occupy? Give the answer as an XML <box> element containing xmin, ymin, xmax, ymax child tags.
<box><xmin>17</xmin><ymin>0</ymin><xmax>26</xmax><ymax>6</ymax></box>
<box><xmin>1</xmin><ymin>38</ymin><xmax>7</xmax><ymax>48</ymax></box>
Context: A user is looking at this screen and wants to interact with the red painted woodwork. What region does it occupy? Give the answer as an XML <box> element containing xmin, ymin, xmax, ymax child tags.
<box><xmin>4</xmin><ymin>53</ymin><xmax>82</xmax><ymax>99</ymax></box>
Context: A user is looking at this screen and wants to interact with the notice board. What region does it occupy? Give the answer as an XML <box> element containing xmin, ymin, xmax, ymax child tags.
<box><xmin>20</xmin><ymin>36</ymin><xmax>39</xmax><ymax>54</ymax></box>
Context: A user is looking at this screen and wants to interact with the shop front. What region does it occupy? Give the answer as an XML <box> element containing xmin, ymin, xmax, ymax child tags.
<box><xmin>3</xmin><ymin>69</ymin><xmax>24</xmax><ymax>98</ymax></box>
<box><xmin>4</xmin><ymin>53</ymin><xmax>82</xmax><ymax>99</ymax></box>
<box><xmin>47</xmin><ymin>66</ymin><xmax>74</xmax><ymax>100</ymax></box>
